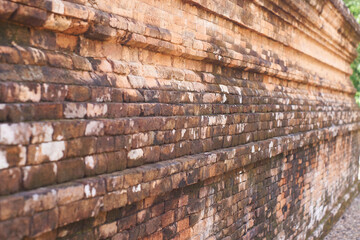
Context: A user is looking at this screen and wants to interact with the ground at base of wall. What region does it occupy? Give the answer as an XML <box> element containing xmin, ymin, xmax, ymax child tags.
<box><xmin>325</xmin><ymin>194</ymin><xmax>360</xmax><ymax>240</ymax></box>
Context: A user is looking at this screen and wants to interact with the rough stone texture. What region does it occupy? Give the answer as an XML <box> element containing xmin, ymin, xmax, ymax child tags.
<box><xmin>0</xmin><ymin>0</ymin><xmax>359</xmax><ymax>239</ymax></box>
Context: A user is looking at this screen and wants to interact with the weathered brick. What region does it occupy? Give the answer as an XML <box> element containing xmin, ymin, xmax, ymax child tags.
<box><xmin>58</xmin><ymin>198</ymin><xmax>102</xmax><ymax>226</ymax></box>
<box><xmin>0</xmin><ymin>217</ymin><xmax>29</xmax><ymax>240</ymax></box>
<box><xmin>66</xmin><ymin>85</ymin><xmax>91</xmax><ymax>102</ymax></box>
<box><xmin>22</xmin><ymin>163</ymin><xmax>57</xmax><ymax>190</ymax></box>
<box><xmin>0</xmin><ymin>1</ymin><xmax>359</xmax><ymax>240</ymax></box>
<box><xmin>0</xmin><ymin>168</ymin><xmax>21</xmax><ymax>195</ymax></box>
<box><xmin>30</xmin><ymin>208</ymin><xmax>58</xmax><ymax>237</ymax></box>
<box><xmin>103</xmin><ymin>190</ymin><xmax>127</xmax><ymax>211</ymax></box>
<box><xmin>0</xmin><ymin>1</ymin><xmax>18</xmax><ymax>19</ymax></box>
<box><xmin>47</xmin><ymin>52</ymin><xmax>73</xmax><ymax>69</ymax></box>
<box><xmin>99</xmin><ymin>221</ymin><xmax>117</xmax><ymax>239</ymax></box>
<box><xmin>12</xmin><ymin>5</ymin><xmax>47</xmax><ymax>27</ymax></box>
<box><xmin>57</xmin><ymin>158</ymin><xmax>85</xmax><ymax>183</ymax></box>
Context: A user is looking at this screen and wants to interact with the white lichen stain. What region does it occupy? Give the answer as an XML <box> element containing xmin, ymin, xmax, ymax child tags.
<box><xmin>181</xmin><ymin>129</ymin><xmax>186</xmax><ymax>138</ymax></box>
<box><xmin>132</xmin><ymin>184</ymin><xmax>141</xmax><ymax>193</ymax></box>
<box><xmin>18</xmin><ymin>146</ymin><xmax>26</xmax><ymax>166</ymax></box>
<box><xmin>0</xmin><ymin>123</ymin><xmax>31</xmax><ymax>145</ymax></box>
<box><xmin>18</xmin><ymin>85</ymin><xmax>41</xmax><ymax>102</ymax></box>
<box><xmin>53</xmin><ymin>163</ymin><xmax>57</xmax><ymax>174</ymax></box>
<box><xmin>85</xmin><ymin>121</ymin><xmax>104</xmax><ymax>136</ymax></box>
<box><xmin>127</xmin><ymin>149</ymin><xmax>143</xmax><ymax>160</ymax></box>
<box><xmin>85</xmin><ymin>156</ymin><xmax>95</xmax><ymax>169</ymax></box>
<box><xmin>23</xmin><ymin>166</ymin><xmax>30</xmax><ymax>181</ymax></box>
<box><xmin>85</xmin><ymin>184</ymin><xmax>96</xmax><ymax>198</ymax></box>
<box><xmin>87</xmin><ymin>104</ymin><xmax>108</xmax><ymax>117</ymax></box>
<box><xmin>31</xmin><ymin>123</ymin><xmax>54</xmax><ymax>143</ymax></box>
<box><xmin>52</xmin><ymin>0</ymin><xmax>65</xmax><ymax>14</ymax></box>
<box><xmin>188</xmin><ymin>93</ymin><xmax>194</xmax><ymax>102</ymax></box>
<box><xmin>64</xmin><ymin>103</ymin><xmax>86</xmax><ymax>118</ymax></box>
<box><xmin>219</xmin><ymin>84</ymin><xmax>229</xmax><ymax>93</ymax></box>
<box><xmin>221</xmin><ymin>94</ymin><xmax>227</xmax><ymax>103</ymax></box>
<box><xmin>32</xmin><ymin>194</ymin><xmax>39</xmax><ymax>201</ymax></box>
<box><xmin>39</xmin><ymin>141</ymin><xmax>65</xmax><ymax>161</ymax></box>
<box><xmin>0</xmin><ymin>150</ymin><xmax>9</xmax><ymax>169</ymax></box>
<box><xmin>251</xmin><ymin>145</ymin><xmax>255</xmax><ymax>153</ymax></box>
<box><xmin>208</xmin><ymin>116</ymin><xmax>217</xmax><ymax>125</ymax></box>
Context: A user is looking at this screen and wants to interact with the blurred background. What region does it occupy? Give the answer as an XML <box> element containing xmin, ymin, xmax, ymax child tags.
<box><xmin>344</xmin><ymin>0</ymin><xmax>360</xmax><ymax>105</ymax></box>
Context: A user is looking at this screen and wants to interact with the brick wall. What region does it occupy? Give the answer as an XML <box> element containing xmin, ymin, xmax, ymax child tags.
<box><xmin>0</xmin><ymin>0</ymin><xmax>359</xmax><ymax>239</ymax></box>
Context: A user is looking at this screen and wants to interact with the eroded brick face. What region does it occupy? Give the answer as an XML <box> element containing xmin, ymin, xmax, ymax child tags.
<box><xmin>0</xmin><ymin>0</ymin><xmax>359</xmax><ymax>239</ymax></box>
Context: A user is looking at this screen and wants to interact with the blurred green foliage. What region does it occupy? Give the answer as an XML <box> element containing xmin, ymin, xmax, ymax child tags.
<box><xmin>344</xmin><ymin>0</ymin><xmax>360</xmax><ymax>105</ymax></box>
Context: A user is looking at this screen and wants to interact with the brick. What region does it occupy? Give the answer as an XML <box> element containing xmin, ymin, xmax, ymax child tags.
<box><xmin>66</xmin><ymin>137</ymin><xmax>96</xmax><ymax>157</ymax></box>
<box><xmin>0</xmin><ymin>1</ymin><xmax>18</xmax><ymax>19</ymax></box>
<box><xmin>58</xmin><ymin>198</ymin><xmax>102</xmax><ymax>226</ymax></box>
<box><xmin>56</xmin><ymin>158</ymin><xmax>85</xmax><ymax>183</ymax></box>
<box><xmin>151</xmin><ymin>202</ymin><xmax>164</xmax><ymax>218</ymax></box>
<box><xmin>33</xmin><ymin>103</ymin><xmax>63</xmax><ymax>121</ymax></box>
<box><xmin>30</xmin><ymin>29</ymin><xmax>57</xmax><ymax>50</ymax></box>
<box><xmin>56</xmin><ymin>33</ymin><xmax>78</xmax><ymax>51</ymax></box>
<box><xmin>0</xmin><ymin>168</ymin><xmax>21</xmax><ymax>195</ymax></box>
<box><xmin>22</xmin><ymin>163</ymin><xmax>57</xmax><ymax>190</ymax></box>
<box><xmin>109</xmin><ymin>59</ymin><xmax>130</xmax><ymax>75</ymax></box>
<box><xmin>99</xmin><ymin>222</ymin><xmax>117</xmax><ymax>239</ymax></box>
<box><xmin>22</xmin><ymin>189</ymin><xmax>57</xmax><ymax>215</ymax></box>
<box><xmin>47</xmin><ymin>52</ymin><xmax>73</xmax><ymax>69</ymax></box>
<box><xmin>66</xmin><ymin>85</ymin><xmax>91</xmax><ymax>102</ymax></box>
<box><xmin>72</xmin><ymin>55</ymin><xmax>93</xmax><ymax>71</ymax></box>
<box><xmin>85</xmin><ymin>24</ymin><xmax>117</xmax><ymax>41</ymax></box>
<box><xmin>12</xmin><ymin>5</ymin><xmax>47</xmax><ymax>27</ymax></box>
<box><xmin>96</xmin><ymin>136</ymin><xmax>115</xmax><ymax>153</ymax></box>
<box><xmin>63</xmin><ymin>1</ymin><xmax>89</xmax><ymax>20</ymax></box>
<box><xmin>0</xmin><ymin>145</ymin><xmax>26</xmax><ymax>168</ymax></box>
<box><xmin>53</xmin><ymin>120</ymin><xmax>86</xmax><ymax>140</ymax></box>
<box><xmin>0</xmin><ymin>46</ymin><xmax>20</xmax><ymax>64</ymax></box>
<box><xmin>105</xmin><ymin>173</ymin><xmax>124</xmax><ymax>192</ymax></box>
<box><xmin>0</xmin><ymin>195</ymin><xmax>24</xmax><ymax>221</ymax></box>
<box><xmin>112</xmin><ymin>232</ymin><xmax>129</xmax><ymax>240</ymax></box>
<box><xmin>41</xmin><ymin>83</ymin><xmax>68</xmax><ymax>102</ymax></box>
<box><xmin>103</xmin><ymin>190</ymin><xmax>127</xmax><ymax>211</ymax></box>
<box><xmin>161</xmin><ymin>210</ymin><xmax>175</xmax><ymax>228</ymax></box>
<box><xmin>145</xmin><ymin>216</ymin><xmax>161</xmax><ymax>235</ymax></box>
<box><xmin>80</xmin><ymin>178</ymin><xmax>106</xmax><ymax>198</ymax></box>
<box><xmin>56</xmin><ymin>183</ymin><xmax>84</xmax><ymax>205</ymax></box>
<box><xmin>0</xmin><ymin>217</ymin><xmax>29</xmax><ymax>240</ymax></box>
<box><xmin>27</xmin><ymin>141</ymin><xmax>66</xmax><ymax>165</ymax></box>
<box><xmin>84</xmin><ymin>154</ymin><xmax>107</xmax><ymax>176</ymax></box>
<box><xmin>177</xmin><ymin>218</ymin><xmax>189</xmax><ymax>232</ymax></box>
<box><xmin>107</xmin><ymin>151</ymin><xmax>127</xmax><ymax>172</ymax></box>
<box><xmin>137</xmin><ymin>209</ymin><xmax>151</xmax><ymax>224</ymax></box>
<box><xmin>127</xmin><ymin>182</ymin><xmax>150</xmax><ymax>203</ymax></box>
<box><xmin>30</xmin><ymin>208</ymin><xmax>58</xmax><ymax>237</ymax></box>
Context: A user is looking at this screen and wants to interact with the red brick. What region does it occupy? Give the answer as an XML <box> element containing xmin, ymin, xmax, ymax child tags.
<box><xmin>177</xmin><ymin>218</ymin><xmax>189</xmax><ymax>232</ymax></box>
<box><xmin>47</xmin><ymin>52</ymin><xmax>74</xmax><ymax>69</ymax></box>
<box><xmin>22</xmin><ymin>163</ymin><xmax>57</xmax><ymax>190</ymax></box>
<box><xmin>12</xmin><ymin>5</ymin><xmax>47</xmax><ymax>27</ymax></box>
<box><xmin>0</xmin><ymin>1</ymin><xmax>18</xmax><ymax>19</ymax></box>
<box><xmin>0</xmin><ymin>217</ymin><xmax>29</xmax><ymax>240</ymax></box>
<box><xmin>56</xmin><ymin>158</ymin><xmax>84</xmax><ymax>183</ymax></box>
<box><xmin>161</xmin><ymin>210</ymin><xmax>175</xmax><ymax>228</ymax></box>
<box><xmin>58</xmin><ymin>198</ymin><xmax>102</xmax><ymax>226</ymax></box>
<box><xmin>66</xmin><ymin>85</ymin><xmax>91</xmax><ymax>102</ymax></box>
<box><xmin>103</xmin><ymin>190</ymin><xmax>127</xmax><ymax>211</ymax></box>
<box><xmin>30</xmin><ymin>208</ymin><xmax>58</xmax><ymax>237</ymax></box>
